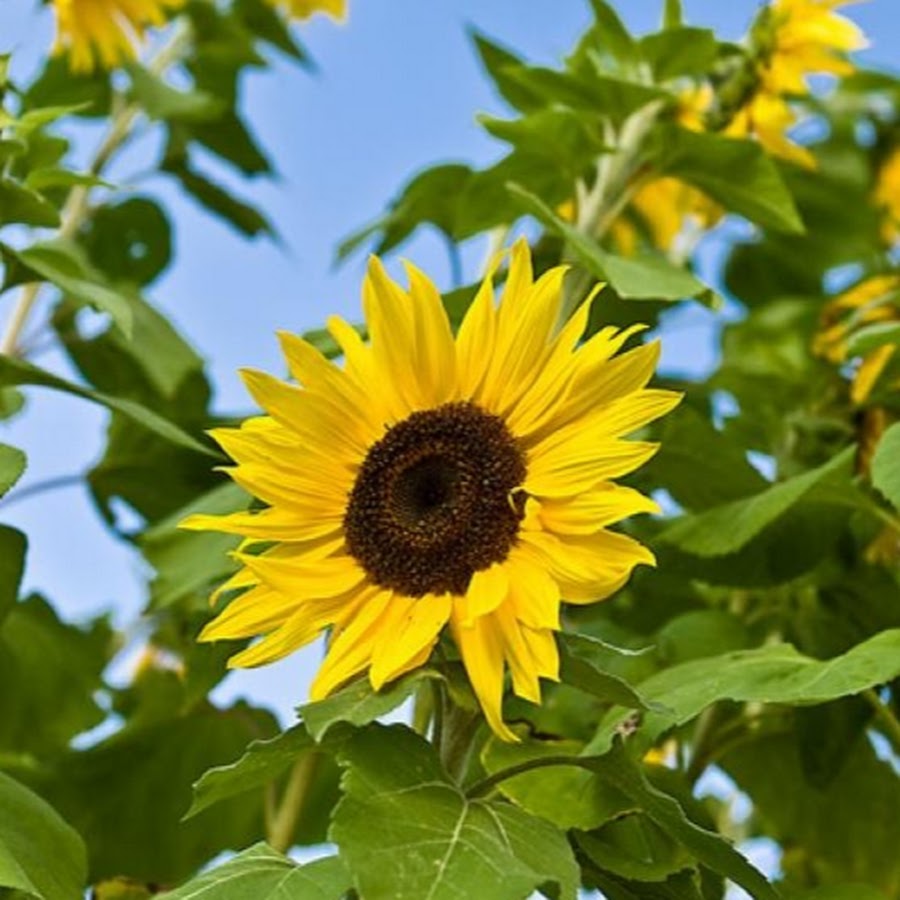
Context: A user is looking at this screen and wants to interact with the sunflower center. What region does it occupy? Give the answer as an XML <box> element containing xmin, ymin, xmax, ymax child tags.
<box><xmin>344</xmin><ymin>401</ymin><xmax>527</xmax><ymax>597</ymax></box>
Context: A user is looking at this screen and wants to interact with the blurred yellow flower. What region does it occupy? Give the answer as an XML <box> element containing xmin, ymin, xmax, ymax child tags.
<box><xmin>727</xmin><ymin>90</ymin><xmax>815</xmax><ymax>168</ymax></box>
<box><xmin>185</xmin><ymin>241</ymin><xmax>678</xmax><ymax>740</ymax></box>
<box><xmin>762</xmin><ymin>0</ymin><xmax>866</xmax><ymax>95</ymax></box>
<box><xmin>610</xmin><ymin>178</ymin><xmax>721</xmax><ymax>257</ymax></box>
<box><xmin>270</xmin><ymin>0</ymin><xmax>346</xmax><ymax>21</ymax></box>
<box><xmin>52</xmin><ymin>0</ymin><xmax>181</xmax><ymax>73</ymax></box>
<box><xmin>873</xmin><ymin>148</ymin><xmax>900</xmax><ymax>245</ymax></box>
<box><xmin>728</xmin><ymin>0</ymin><xmax>865</xmax><ymax>166</ymax></box>
<box><xmin>814</xmin><ymin>274</ymin><xmax>900</xmax><ymax>404</ymax></box>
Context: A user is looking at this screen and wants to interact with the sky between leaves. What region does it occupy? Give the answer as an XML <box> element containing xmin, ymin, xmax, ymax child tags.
<box><xmin>0</xmin><ymin>0</ymin><xmax>898</xmax><ymax>723</ymax></box>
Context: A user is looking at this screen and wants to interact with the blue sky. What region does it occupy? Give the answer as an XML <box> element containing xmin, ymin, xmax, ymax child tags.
<box><xmin>1</xmin><ymin>0</ymin><xmax>898</xmax><ymax>721</ymax></box>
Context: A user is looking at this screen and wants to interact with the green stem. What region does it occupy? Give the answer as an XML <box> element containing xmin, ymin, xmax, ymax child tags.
<box><xmin>438</xmin><ymin>689</ymin><xmax>482</xmax><ymax>784</ymax></box>
<box><xmin>863</xmin><ymin>688</ymin><xmax>900</xmax><ymax>755</ymax></box>
<box><xmin>267</xmin><ymin>752</ymin><xmax>318</xmax><ymax>854</ymax></box>
<box><xmin>466</xmin><ymin>754</ymin><xmax>591</xmax><ymax>800</ymax></box>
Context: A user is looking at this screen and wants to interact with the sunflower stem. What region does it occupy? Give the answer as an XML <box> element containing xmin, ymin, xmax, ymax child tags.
<box><xmin>466</xmin><ymin>754</ymin><xmax>591</xmax><ymax>800</ymax></box>
<box><xmin>438</xmin><ymin>691</ymin><xmax>481</xmax><ymax>784</ymax></box>
<box><xmin>0</xmin><ymin>21</ymin><xmax>190</xmax><ymax>358</ymax></box>
<box><xmin>267</xmin><ymin>751</ymin><xmax>319</xmax><ymax>854</ymax></box>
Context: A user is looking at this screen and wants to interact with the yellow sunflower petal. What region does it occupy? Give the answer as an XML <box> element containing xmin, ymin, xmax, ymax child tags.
<box><xmin>535</xmin><ymin>484</ymin><xmax>660</xmax><ymax>535</ymax></box>
<box><xmin>310</xmin><ymin>589</ymin><xmax>394</xmax><ymax>699</ymax></box>
<box><xmin>369</xmin><ymin>594</ymin><xmax>452</xmax><ymax>690</ymax></box>
<box><xmin>456</xmin><ymin>563</ymin><xmax>509</xmax><ymax>626</ymax></box>
<box><xmin>451</xmin><ymin>610</ymin><xmax>518</xmax><ymax>742</ymax></box>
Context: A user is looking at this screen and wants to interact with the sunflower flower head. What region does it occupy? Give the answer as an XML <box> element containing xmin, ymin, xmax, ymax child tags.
<box><xmin>184</xmin><ymin>241</ymin><xmax>680</xmax><ymax>740</ymax></box>
<box><xmin>51</xmin><ymin>0</ymin><xmax>182</xmax><ymax>73</ymax></box>
<box><xmin>760</xmin><ymin>0</ymin><xmax>867</xmax><ymax>96</ymax></box>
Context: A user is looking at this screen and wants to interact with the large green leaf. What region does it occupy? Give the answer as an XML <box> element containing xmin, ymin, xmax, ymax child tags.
<box><xmin>300</xmin><ymin>669</ymin><xmax>440</xmax><ymax>741</ymax></box>
<box><xmin>654</xmin><ymin>126</ymin><xmax>803</xmax><ymax>234</ymax></box>
<box><xmin>0</xmin><ymin>526</ymin><xmax>25</xmax><ymax>626</ymax></box>
<box><xmin>24</xmin><ymin>702</ymin><xmax>278</xmax><ymax>883</ymax></box>
<box><xmin>572</xmin><ymin>744</ymin><xmax>778</xmax><ymax>900</ymax></box>
<box><xmin>481</xmin><ymin>734</ymin><xmax>634</xmax><ymax>831</ymax></box>
<box><xmin>659</xmin><ymin>446</ymin><xmax>854</xmax><ymax>557</ymax></box>
<box><xmin>0</xmin><ymin>443</ymin><xmax>26</xmax><ymax>498</ymax></box>
<box><xmin>0</xmin><ymin>179</ymin><xmax>60</xmax><ymax>227</ymax></box>
<box><xmin>871</xmin><ymin>422</ymin><xmax>900</xmax><ymax>512</ymax></box>
<box><xmin>3</xmin><ymin>240</ymin><xmax>134</xmax><ymax>337</ymax></box>
<box><xmin>187</xmin><ymin>724</ymin><xmax>312</xmax><ymax>818</ymax></box>
<box><xmin>588</xmin><ymin>628</ymin><xmax>900</xmax><ymax>755</ymax></box>
<box><xmin>330</xmin><ymin>724</ymin><xmax>579</xmax><ymax>900</ymax></box>
<box><xmin>0</xmin><ymin>355</ymin><xmax>216</xmax><ymax>457</ymax></box>
<box><xmin>81</xmin><ymin>197</ymin><xmax>173</xmax><ymax>287</ymax></box>
<box><xmin>160</xmin><ymin>844</ymin><xmax>352</xmax><ymax>900</ymax></box>
<box><xmin>508</xmin><ymin>183</ymin><xmax>712</xmax><ymax>302</ymax></box>
<box><xmin>0</xmin><ymin>770</ymin><xmax>87</xmax><ymax>900</ymax></box>
<box><xmin>127</xmin><ymin>65</ymin><xmax>225</xmax><ymax>123</ymax></box>
<box><xmin>649</xmin><ymin>404</ymin><xmax>768</xmax><ymax>511</ymax></box>
<box><xmin>0</xmin><ymin>596</ymin><xmax>112</xmax><ymax>755</ymax></box>
<box><xmin>558</xmin><ymin>633</ymin><xmax>655</xmax><ymax>710</ymax></box>
<box><xmin>141</xmin><ymin>481</ymin><xmax>245</xmax><ymax>609</ymax></box>
<box><xmin>723</xmin><ymin>733</ymin><xmax>900</xmax><ymax>894</ymax></box>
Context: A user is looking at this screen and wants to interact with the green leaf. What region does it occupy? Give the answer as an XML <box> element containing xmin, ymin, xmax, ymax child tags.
<box><xmin>508</xmin><ymin>183</ymin><xmax>713</xmax><ymax>302</ymax></box>
<box><xmin>722</xmin><ymin>733</ymin><xmax>900</xmax><ymax>894</ymax></box>
<box><xmin>187</xmin><ymin>724</ymin><xmax>312</xmax><ymax>818</ymax></box>
<box><xmin>22</xmin><ymin>58</ymin><xmax>112</xmax><ymax>118</ymax></box>
<box><xmin>0</xmin><ymin>443</ymin><xmax>26</xmax><ymax>498</ymax></box>
<box><xmin>639</xmin><ymin>28</ymin><xmax>717</xmax><ymax>80</ymax></box>
<box><xmin>650</xmin><ymin>405</ymin><xmax>768</xmax><ymax>511</ymax></box>
<box><xmin>576</xmin><ymin>813</ymin><xmax>695</xmax><ymax>882</ymax></box>
<box><xmin>659</xmin><ymin>446</ymin><xmax>854</xmax><ymax>557</ymax></box>
<box><xmin>558</xmin><ymin>632</ymin><xmax>655</xmax><ymax>710</ymax></box>
<box><xmin>301</xmin><ymin>668</ymin><xmax>440</xmax><ymax>741</ymax></box>
<box><xmin>234</xmin><ymin>0</ymin><xmax>310</xmax><ymax>62</ymax></box>
<box><xmin>331</xmin><ymin>724</ymin><xmax>579</xmax><ymax>900</ymax></box>
<box><xmin>845</xmin><ymin>321</ymin><xmax>900</xmax><ymax>356</ymax></box>
<box><xmin>0</xmin><ymin>179</ymin><xmax>60</xmax><ymax>228</ymax></box>
<box><xmin>141</xmin><ymin>482</ymin><xmax>246</xmax><ymax>609</ymax></box>
<box><xmin>500</xmin><ymin>66</ymin><xmax>667</xmax><ymax>124</ymax></box>
<box><xmin>81</xmin><ymin>197</ymin><xmax>172</xmax><ymax>286</ymax></box>
<box><xmin>470</xmin><ymin>31</ymin><xmax>543</xmax><ymax>112</ymax></box>
<box><xmin>654</xmin><ymin>126</ymin><xmax>803</xmax><ymax>233</ymax></box>
<box><xmin>871</xmin><ymin>422</ymin><xmax>900</xmax><ymax>512</ymax></box>
<box><xmin>127</xmin><ymin>65</ymin><xmax>225</xmax><ymax>122</ymax></box>
<box><xmin>0</xmin><ymin>526</ymin><xmax>26</xmax><ymax>626</ymax></box>
<box><xmin>170</xmin><ymin>163</ymin><xmax>276</xmax><ymax>238</ymax></box>
<box><xmin>481</xmin><ymin>734</ymin><xmax>634</xmax><ymax>831</ymax></box>
<box><xmin>23</xmin><ymin>702</ymin><xmax>278</xmax><ymax>883</ymax></box>
<box><xmin>159</xmin><ymin>844</ymin><xmax>352</xmax><ymax>900</ymax></box>
<box><xmin>0</xmin><ymin>355</ymin><xmax>217</xmax><ymax>457</ymax></box>
<box><xmin>3</xmin><ymin>240</ymin><xmax>134</xmax><ymax>337</ymax></box>
<box><xmin>23</xmin><ymin>168</ymin><xmax>109</xmax><ymax>192</ymax></box>
<box><xmin>0</xmin><ymin>770</ymin><xmax>87</xmax><ymax>900</ymax></box>
<box><xmin>0</xmin><ymin>596</ymin><xmax>113</xmax><ymax>755</ymax></box>
<box><xmin>584</xmin><ymin>0</ymin><xmax>637</xmax><ymax>65</ymax></box>
<box><xmin>581</xmin><ymin>744</ymin><xmax>778</xmax><ymax>900</ymax></box>
<box><xmin>588</xmin><ymin>628</ymin><xmax>900</xmax><ymax>756</ymax></box>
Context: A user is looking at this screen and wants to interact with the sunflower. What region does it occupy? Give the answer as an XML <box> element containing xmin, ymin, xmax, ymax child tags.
<box><xmin>184</xmin><ymin>241</ymin><xmax>679</xmax><ymax>739</ymax></box>
<box><xmin>814</xmin><ymin>273</ymin><xmax>900</xmax><ymax>404</ymax></box>
<box><xmin>725</xmin><ymin>0</ymin><xmax>865</xmax><ymax>167</ymax></box>
<box><xmin>761</xmin><ymin>0</ymin><xmax>866</xmax><ymax>96</ymax></box>
<box><xmin>268</xmin><ymin>0</ymin><xmax>346</xmax><ymax>22</ymax></box>
<box><xmin>51</xmin><ymin>0</ymin><xmax>182</xmax><ymax>73</ymax></box>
